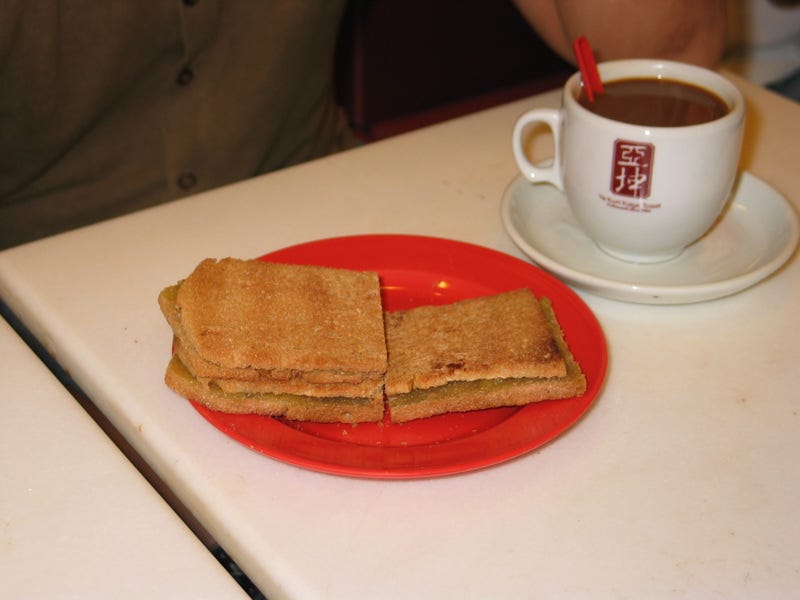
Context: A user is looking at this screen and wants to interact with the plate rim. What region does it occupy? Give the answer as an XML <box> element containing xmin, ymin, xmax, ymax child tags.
<box><xmin>190</xmin><ymin>234</ymin><xmax>608</xmax><ymax>479</ymax></box>
<box><xmin>501</xmin><ymin>171</ymin><xmax>800</xmax><ymax>304</ymax></box>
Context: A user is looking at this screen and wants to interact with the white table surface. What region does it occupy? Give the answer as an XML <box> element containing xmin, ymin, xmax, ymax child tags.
<box><xmin>0</xmin><ymin>74</ymin><xmax>798</xmax><ymax>599</ymax></box>
<box><xmin>0</xmin><ymin>318</ymin><xmax>248</xmax><ymax>599</ymax></box>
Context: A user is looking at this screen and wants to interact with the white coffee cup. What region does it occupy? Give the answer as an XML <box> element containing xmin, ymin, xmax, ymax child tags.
<box><xmin>512</xmin><ymin>59</ymin><xmax>745</xmax><ymax>263</ymax></box>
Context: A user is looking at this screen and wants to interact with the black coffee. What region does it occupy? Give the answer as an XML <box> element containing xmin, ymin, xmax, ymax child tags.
<box><xmin>578</xmin><ymin>77</ymin><xmax>729</xmax><ymax>127</ymax></box>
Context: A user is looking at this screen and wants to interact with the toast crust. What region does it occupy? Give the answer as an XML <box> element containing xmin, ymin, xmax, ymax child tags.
<box><xmin>384</xmin><ymin>288</ymin><xmax>567</xmax><ymax>396</ymax></box>
<box><xmin>174</xmin><ymin>258</ymin><xmax>387</xmax><ymax>374</ymax></box>
<box><xmin>160</xmin><ymin>284</ymin><xmax>384</xmax><ymax>398</ymax></box>
<box><xmin>158</xmin><ymin>260</ymin><xmax>588</xmax><ymax>425</ymax></box>
<box><xmin>159</xmin><ymin>258</ymin><xmax>388</xmax><ymax>422</ymax></box>
<box><xmin>165</xmin><ymin>355</ymin><xmax>385</xmax><ymax>423</ymax></box>
<box><xmin>386</xmin><ymin>294</ymin><xmax>587</xmax><ymax>423</ymax></box>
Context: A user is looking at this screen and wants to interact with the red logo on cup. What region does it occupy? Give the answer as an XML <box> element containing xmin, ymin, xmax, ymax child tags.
<box><xmin>611</xmin><ymin>140</ymin><xmax>654</xmax><ymax>198</ymax></box>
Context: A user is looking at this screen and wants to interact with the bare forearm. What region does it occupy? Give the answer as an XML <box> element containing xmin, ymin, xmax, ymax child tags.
<box><xmin>512</xmin><ymin>0</ymin><xmax>727</xmax><ymax>67</ymax></box>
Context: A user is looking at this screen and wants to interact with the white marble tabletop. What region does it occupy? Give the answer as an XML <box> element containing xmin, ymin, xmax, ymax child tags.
<box><xmin>0</xmin><ymin>318</ymin><xmax>248</xmax><ymax>599</ymax></box>
<box><xmin>0</xmin><ymin>73</ymin><xmax>797</xmax><ymax>599</ymax></box>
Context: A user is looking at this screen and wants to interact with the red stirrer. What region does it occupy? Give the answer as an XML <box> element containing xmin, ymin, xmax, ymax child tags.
<box><xmin>573</xmin><ymin>36</ymin><xmax>604</xmax><ymax>102</ymax></box>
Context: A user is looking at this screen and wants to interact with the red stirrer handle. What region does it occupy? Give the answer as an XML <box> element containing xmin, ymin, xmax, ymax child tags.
<box><xmin>573</xmin><ymin>36</ymin><xmax>604</xmax><ymax>102</ymax></box>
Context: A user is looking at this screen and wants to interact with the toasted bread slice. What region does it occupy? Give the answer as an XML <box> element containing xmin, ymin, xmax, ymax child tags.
<box><xmin>385</xmin><ymin>290</ymin><xmax>586</xmax><ymax>423</ymax></box>
<box><xmin>385</xmin><ymin>289</ymin><xmax>567</xmax><ymax>395</ymax></box>
<box><xmin>171</xmin><ymin>258</ymin><xmax>387</xmax><ymax>377</ymax></box>
<box><xmin>172</xmin><ymin>335</ymin><xmax>384</xmax><ymax>398</ymax></box>
<box><xmin>158</xmin><ymin>258</ymin><xmax>388</xmax><ymax>421</ymax></box>
<box><xmin>164</xmin><ymin>355</ymin><xmax>385</xmax><ymax>423</ymax></box>
<box><xmin>159</xmin><ymin>280</ymin><xmax>383</xmax><ymax>398</ymax></box>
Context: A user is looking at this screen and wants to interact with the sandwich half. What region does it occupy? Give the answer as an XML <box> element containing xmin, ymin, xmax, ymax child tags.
<box><xmin>384</xmin><ymin>288</ymin><xmax>586</xmax><ymax>422</ymax></box>
<box><xmin>158</xmin><ymin>258</ymin><xmax>387</xmax><ymax>423</ymax></box>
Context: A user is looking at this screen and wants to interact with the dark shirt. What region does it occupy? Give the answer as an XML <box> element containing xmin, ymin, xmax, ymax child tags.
<box><xmin>0</xmin><ymin>1</ymin><xmax>355</xmax><ymax>249</ymax></box>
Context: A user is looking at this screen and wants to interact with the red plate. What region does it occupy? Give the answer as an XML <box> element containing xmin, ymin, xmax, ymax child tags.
<box><xmin>191</xmin><ymin>235</ymin><xmax>607</xmax><ymax>478</ymax></box>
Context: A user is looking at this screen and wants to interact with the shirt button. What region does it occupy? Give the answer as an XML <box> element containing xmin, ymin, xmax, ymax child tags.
<box><xmin>177</xmin><ymin>172</ymin><xmax>197</xmax><ymax>190</ymax></box>
<box><xmin>176</xmin><ymin>67</ymin><xmax>194</xmax><ymax>86</ymax></box>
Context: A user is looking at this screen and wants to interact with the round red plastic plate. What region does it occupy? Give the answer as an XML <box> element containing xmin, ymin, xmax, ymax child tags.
<box><xmin>191</xmin><ymin>235</ymin><xmax>607</xmax><ymax>479</ymax></box>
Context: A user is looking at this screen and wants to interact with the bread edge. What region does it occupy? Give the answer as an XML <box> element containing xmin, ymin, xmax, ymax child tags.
<box><xmin>165</xmin><ymin>355</ymin><xmax>385</xmax><ymax>423</ymax></box>
<box><xmin>388</xmin><ymin>298</ymin><xmax>587</xmax><ymax>423</ymax></box>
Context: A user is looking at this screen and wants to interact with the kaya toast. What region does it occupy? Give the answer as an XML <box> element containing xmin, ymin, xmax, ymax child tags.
<box><xmin>384</xmin><ymin>288</ymin><xmax>586</xmax><ymax>422</ymax></box>
<box><xmin>158</xmin><ymin>258</ymin><xmax>387</xmax><ymax>422</ymax></box>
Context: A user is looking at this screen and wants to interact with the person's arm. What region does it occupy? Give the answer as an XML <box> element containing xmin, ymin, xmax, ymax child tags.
<box><xmin>511</xmin><ymin>0</ymin><xmax>728</xmax><ymax>67</ymax></box>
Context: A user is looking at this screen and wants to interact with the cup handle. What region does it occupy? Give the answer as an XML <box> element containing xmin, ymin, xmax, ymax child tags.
<box><xmin>512</xmin><ymin>108</ymin><xmax>563</xmax><ymax>189</ymax></box>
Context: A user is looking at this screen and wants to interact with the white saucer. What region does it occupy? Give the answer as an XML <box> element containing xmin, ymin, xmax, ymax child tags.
<box><xmin>501</xmin><ymin>171</ymin><xmax>799</xmax><ymax>304</ymax></box>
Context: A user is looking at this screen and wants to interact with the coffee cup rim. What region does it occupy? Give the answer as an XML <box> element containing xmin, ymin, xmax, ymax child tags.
<box><xmin>564</xmin><ymin>59</ymin><xmax>745</xmax><ymax>131</ymax></box>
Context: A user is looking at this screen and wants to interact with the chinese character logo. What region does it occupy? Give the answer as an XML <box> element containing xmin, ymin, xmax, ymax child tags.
<box><xmin>611</xmin><ymin>140</ymin><xmax>654</xmax><ymax>198</ymax></box>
